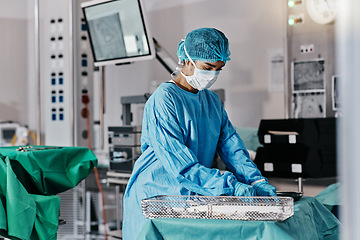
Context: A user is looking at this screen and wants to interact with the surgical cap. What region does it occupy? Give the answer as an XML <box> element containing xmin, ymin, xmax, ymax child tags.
<box><xmin>176</xmin><ymin>28</ymin><xmax>231</xmax><ymax>63</ymax></box>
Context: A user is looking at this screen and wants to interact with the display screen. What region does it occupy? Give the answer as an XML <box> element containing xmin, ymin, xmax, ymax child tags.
<box><xmin>2</xmin><ymin>129</ymin><xmax>15</xmax><ymax>141</ymax></box>
<box><xmin>292</xmin><ymin>59</ymin><xmax>325</xmax><ymax>93</ymax></box>
<box><xmin>82</xmin><ymin>0</ymin><xmax>154</xmax><ymax>66</ymax></box>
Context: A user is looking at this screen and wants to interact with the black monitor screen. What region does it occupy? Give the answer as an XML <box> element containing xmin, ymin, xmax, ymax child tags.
<box><xmin>2</xmin><ymin>129</ymin><xmax>16</xmax><ymax>141</ymax></box>
<box><xmin>82</xmin><ymin>0</ymin><xmax>155</xmax><ymax>66</ymax></box>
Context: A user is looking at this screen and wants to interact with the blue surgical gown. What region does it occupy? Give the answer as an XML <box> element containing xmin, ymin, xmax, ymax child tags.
<box><xmin>122</xmin><ymin>82</ymin><xmax>264</xmax><ymax>240</ymax></box>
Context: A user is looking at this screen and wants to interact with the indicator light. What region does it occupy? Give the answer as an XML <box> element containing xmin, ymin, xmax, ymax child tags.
<box><xmin>82</xmin><ymin>59</ymin><xmax>88</xmax><ymax>67</ymax></box>
<box><xmin>81</xmin><ymin>23</ymin><xmax>87</xmax><ymax>31</ymax></box>
<box><xmin>288</xmin><ymin>0</ymin><xmax>302</xmax><ymax>7</ymax></box>
<box><xmin>288</xmin><ymin>14</ymin><xmax>304</xmax><ymax>26</ymax></box>
<box><xmin>81</xmin><ymin>108</ymin><xmax>89</xmax><ymax>118</ymax></box>
<box><xmin>82</xmin><ymin>94</ymin><xmax>90</xmax><ymax>104</ymax></box>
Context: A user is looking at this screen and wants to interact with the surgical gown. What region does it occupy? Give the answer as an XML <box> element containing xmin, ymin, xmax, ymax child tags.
<box><xmin>122</xmin><ymin>82</ymin><xmax>265</xmax><ymax>240</ymax></box>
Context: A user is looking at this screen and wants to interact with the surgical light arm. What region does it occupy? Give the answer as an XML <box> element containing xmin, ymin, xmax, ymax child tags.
<box><xmin>153</xmin><ymin>38</ymin><xmax>179</xmax><ymax>74</ymax></box>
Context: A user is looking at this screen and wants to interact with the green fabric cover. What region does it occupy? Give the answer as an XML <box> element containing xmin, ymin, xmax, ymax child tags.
<box><xmin>137</xmin><ymin>197</ymin><xmax>340</xmax><ymax>240</ymax></box>
<box><xmin>0</xmin><ymin>155</ymin><xmax>36</xmax><ymax>240</ymax></box>
<box><xmin>0</xmin><ymin>145</ymin><xmax>98</xmax><ymax>195</ymax></box>
<box><xmin>316</xmin><ymin>183</ymin><xmax>340</xmax><ymax>208</ymax></box>
<box><xmin>0</xmin><ymin>155</ymin><xmax>61</xmax><ymax>240</ymax></box>
<box><xmin>0</xmin><ymin>146</ymin><xmax>97</xmax><ymax>240</ymax></box>
<box><xmin>30</xmin><ymin>194</ymin><xmax>61</xmax><ymax>240</ymax></box>
<box><xmin>234</xmin><ymin>127</ymin><xmax>262</xmax><ymax>151</ymax></box>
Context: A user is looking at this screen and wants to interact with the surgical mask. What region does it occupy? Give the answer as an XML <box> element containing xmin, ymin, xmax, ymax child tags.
<box><xmin>181</xmin><ymin>46</ymin><xmax>220</xmax><ymax>90</ymax></box>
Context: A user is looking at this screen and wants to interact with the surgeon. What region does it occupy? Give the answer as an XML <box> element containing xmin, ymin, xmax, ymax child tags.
<box><xmin>122</xmin><ymin>28</ymin><xmax>276</xmax><ymax>239</ymax></box>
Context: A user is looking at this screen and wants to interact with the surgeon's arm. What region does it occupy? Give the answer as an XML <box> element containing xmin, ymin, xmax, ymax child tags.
<box><xmin>216</xmin><ymin>127</ymin><xmax>264</xmax><ymax>185</ymax></box>
<box><xmin>146</xmin><ymin>93</ymin><xmax>242</xmax><ymax>196</ymax></box>
<box><xmin>215</xmin><ymin>108</ymin><xmax>271</xmax><ymax>186</ymax></box>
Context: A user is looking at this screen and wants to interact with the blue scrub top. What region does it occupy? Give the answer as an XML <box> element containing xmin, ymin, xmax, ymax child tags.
<box><xmin>122</xmin><ymin>82</ymin><xmax>264</xmax><ymax>240</ymax></box>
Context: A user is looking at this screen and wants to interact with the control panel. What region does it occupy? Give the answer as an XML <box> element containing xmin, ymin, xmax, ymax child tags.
<box><xmin>73</xmin><ymin>0</ymin><xmax>94</xmax><ymax>148</ymax></box>
<box><xmin>41</xmin><ymin>1</ymin><xmax>73</xmax><ymax>145</ymax></box>
<box><xmin>40</xmin><ymin>0</ymin><xmax>94</xmax><ymax>147</ymax></box>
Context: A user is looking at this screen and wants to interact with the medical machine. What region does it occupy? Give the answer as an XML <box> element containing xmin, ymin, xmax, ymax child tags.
<box><xmin>108</xmin><ymin>126</ymin><xmax>141</xmax><ymax>172</ymax></box>
<box><xmin>0</xmin><ymin>122</ymin><xmax>19</xmax><ymax>146</ymax></box>
<box><xmin>0</xmin><ymin>122</ymin><xmax>35</xmax><ymax>146</ymax></box>
<box><xmin>107</xmin><ymin>94</ymin><xmax>148</xmax><ymax>172</ymax></box>
<box><xmin>81</xmin><ymin>0</ymin><xmax>155</xmax><ymax>66</ymax></box>
<box><xmin>108</xmin><ymin>89</ymin><xmax>224</xmax><ymax>172</ymax></box>
<box><xmin>255</xmin><ymin>118</ymin><xmax>337</xmax><ymax>179</ymax></box>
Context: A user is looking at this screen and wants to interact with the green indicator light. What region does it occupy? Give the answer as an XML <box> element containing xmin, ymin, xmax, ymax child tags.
<box><xmin>288</xmin><ymin>1</ymin><xmax>295</xmax><ymax>7</ymax></box>
<box><xmin>288</xmin><ymin>18</ymin><xmax>295</xmax><ymax>25</ymax></box>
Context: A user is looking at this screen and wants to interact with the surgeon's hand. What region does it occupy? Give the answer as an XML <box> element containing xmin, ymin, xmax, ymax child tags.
<box><xmin>234</xmin><ymin>182</ymin><xmax>256</xmax><ymax>196</ymax></box>
<box><xmin>253</xmin><ymin>181</ymin><xmax>277</xmax><ymax>197</ymax></box>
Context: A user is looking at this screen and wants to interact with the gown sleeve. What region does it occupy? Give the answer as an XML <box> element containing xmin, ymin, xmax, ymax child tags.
<box><xmin>145</xmin><ymin>90</ymin><xmax>238</xmax><ymax>196</ymax></box>
<box><xmin>216</xmin><ymin>107</ymin><xmax>265</xmax><ymax>185</ymax></box>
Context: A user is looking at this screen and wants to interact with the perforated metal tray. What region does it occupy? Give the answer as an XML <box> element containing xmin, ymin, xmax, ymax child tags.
<box><xmin>142</xmin><ymin>195</ymin><xmax>294</xmax><ymax>221</ymax></box>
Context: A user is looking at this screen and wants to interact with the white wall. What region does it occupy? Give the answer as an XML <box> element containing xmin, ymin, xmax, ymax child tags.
<box><xmin>0</xmin><ymin>1</ymin><xmax>30</xmax><ymax>126</ymax></box>
<box><xmin>0</xmin><ymin>1</ymin><xmax>28</xmax><ymax>18</ymax></box>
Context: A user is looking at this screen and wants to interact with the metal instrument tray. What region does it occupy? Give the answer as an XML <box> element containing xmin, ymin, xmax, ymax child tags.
<box><xmin>142</xmin><ymin>195</ymin><xmax>294</xmax><ymax>221</ymax></box>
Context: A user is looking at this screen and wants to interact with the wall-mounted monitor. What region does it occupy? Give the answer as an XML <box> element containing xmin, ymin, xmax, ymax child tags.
<box><xmin>81</xmin><ymin>0</ymin><xmax>155</xmax><ymax>66</ymax></box>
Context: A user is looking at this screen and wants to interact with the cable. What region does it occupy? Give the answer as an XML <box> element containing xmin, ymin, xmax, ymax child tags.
<box><xmin>93</xmin><ymin>167</ymin><xmax>108</xmax><ymax>240</ymax></box>
<box><xmin>84</xmin><ymin>96</ymin><xmax>108</xmax><ymax>240</ymax></box>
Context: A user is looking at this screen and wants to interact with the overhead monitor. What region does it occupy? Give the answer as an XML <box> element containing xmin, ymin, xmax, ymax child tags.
<box><xmin>81</xmin><ymin>0</ymin><xmax>155</xmax><ymax>66</ymax></box>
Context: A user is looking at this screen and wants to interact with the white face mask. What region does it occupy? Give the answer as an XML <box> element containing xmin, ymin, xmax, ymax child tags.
<box><xmin>181</xmin><ymin>47</ymin><xmax>220</xmax><ymax>91</ymax></box>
